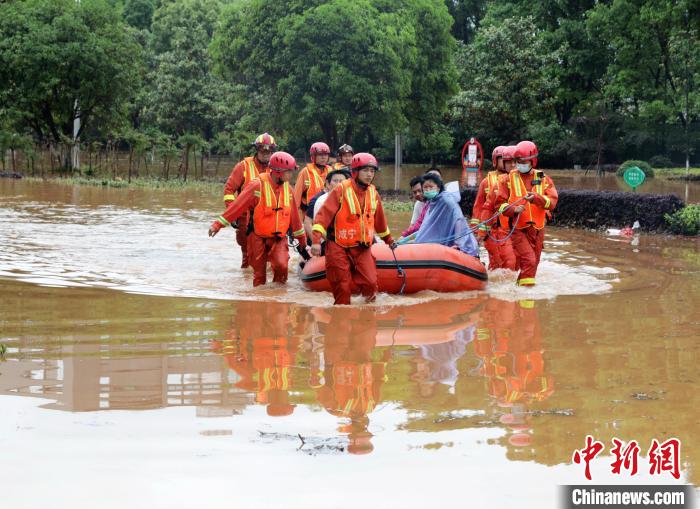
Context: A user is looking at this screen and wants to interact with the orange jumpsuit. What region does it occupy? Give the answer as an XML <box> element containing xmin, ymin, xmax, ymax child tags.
<box><xmin>493</xmin><ymin>170</ymin><xmax>557</xmax><ymax>286</ymax></box>
<box><xmin>212</xmin><ymin>178</ymin><xmax>306</xmax><ymax>287</ymax></box>
<box><xmin>312</xmin><ymin>179</ymin><xmax>394</xmax><ymax>305</ymax></box>
<box><xmin>294</xmin><ymin>162</ymin><xmax>331</xmax><ymax>213</ymax></box>
<box><xmin>473</xmin><ymin>171</ymin><xmax>517</xmax><ymax>271</ymax></box>
<box><xmin>223</xmin><ymin>156</ymin><xmax>267</xmax><ymax>268</ymax></box>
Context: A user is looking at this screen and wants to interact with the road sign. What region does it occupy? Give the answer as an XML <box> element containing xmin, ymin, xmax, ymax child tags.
<box><xmin>623</xmin><ymin>166</ymin><xmax>646</xmax><ymax>190</ymax></box>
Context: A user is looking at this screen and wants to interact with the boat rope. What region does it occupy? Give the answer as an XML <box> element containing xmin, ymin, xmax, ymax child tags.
<box><xmin>389</xmin><ymin>244</ymin><xmax>407</xmax><ymax>295</ymax></box>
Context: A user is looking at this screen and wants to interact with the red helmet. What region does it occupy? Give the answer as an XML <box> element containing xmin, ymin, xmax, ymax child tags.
<box><xmin>514</xmin><ymin>140</ymin><xmax>539</xmax><ymax>167</ymax></box>
<box><xmin>309</xmin><ymin>142</ymin><xmax>330</xmax><ymax>156</ymax></box>
<box><xmin>350</xmin><ymin>152</ymin><xmax>379</xmax><ymax>172</ymax></box>
<box><xmin>491</xmin><ymin>145</ymin><xmax>505</xmax><ymax>167</ymax></box>
<box><xmin>501</xmin><ymin>145</ymin><xmax>516</xmax><ymax>161</ymax></box>
<box><xmin>252</xmin><ymin>132</ymin><xmax>276</xmax><ymax>150</ymax></box>
<box><xmin>268</xmin><ymin>151</ymin><xmax>297</xmax><ymax>173</ymax></box>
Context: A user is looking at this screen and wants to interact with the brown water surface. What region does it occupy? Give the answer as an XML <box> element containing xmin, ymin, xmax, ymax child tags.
<box><xmin>1</xmin><ymin>179</ymin><xmax>698</xmax><ymax>508</ymax></box>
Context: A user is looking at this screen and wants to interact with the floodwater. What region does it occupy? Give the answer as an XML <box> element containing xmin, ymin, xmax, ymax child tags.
<box><xmin>1</xmin><ymin>179</ymin><xmax>698</xmax><ymax>508</ymax></box>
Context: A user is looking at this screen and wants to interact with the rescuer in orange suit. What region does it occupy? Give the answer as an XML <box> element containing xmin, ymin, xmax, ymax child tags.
<box><xmin>211</xmin><ymin>302</ymin><xmax>301</xmax><ymax>417</ymax></box>
<box><xmin>294</xmin><ymin>142</ymin><xmax>333</xmax><ymax>215</ymax></box>
<box><xmin>209</xmin><ymin>152</ymin><xmax>307</xmax><ymax>287</ymax></box>
<box><xmin>493</xmin><ymin>141</ymin><xmax>558</xmax><ymax>286</ymax></box>
<box><xmin>311</xmin><ymin>153</ymin><xmax>396</xmax><ymax>305</ymax></box>
<box><xmin>313</xmin><ymin>307</ymin><xmax>388</xmax><ymax>454</ymax></box>
<box><xmin>222</xmin><ymin>133</ymin><xmax>275</xmax><ymax>268</ymax></box>
<box><xmin>472</xmin><ymin>146</ymin><xmax>517</xmax><ymax>271</ymax></box>
<box><xmin>334</xmin><ymin>144</ymin><xmax>354</xmax><ymax>170</ymax></box>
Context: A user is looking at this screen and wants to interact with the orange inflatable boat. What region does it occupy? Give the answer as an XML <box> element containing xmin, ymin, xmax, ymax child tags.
<box><xmin>300</xmin><ymin>243</ymin><xmax>487</xmax><ymax>294</ymax></box>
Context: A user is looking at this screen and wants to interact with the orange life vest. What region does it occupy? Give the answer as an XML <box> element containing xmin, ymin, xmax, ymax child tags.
<box><xmin>252</xmin><ymin>173</ymin><xmax>293</xmax><ymax>238</ymax></box>
<box><xmin>302</xmin><ymin>163</ymin><xmax>329</xmax><ymax>203</ymax></box>
<box><xmin>242</xmin><ymin>156</ymin><xmax>261</xmax><ymax>187</ymax></box>
<box><xmin>333</xmin><ymin>180</ymin><xmax>379</xmax><ymax>248</ymax></box>
<box><xmin>332</xmin><ymin>361</ymin><xmax>377</xmax><ymax>416</ymax></box>
<box><xmin>333</xmin><ymin>162</ymin><xmax>349</xmax><ymax>170</ymax></box>
<box><xmin>485</xmin><ymin>170</ymin><xmax>499</xmax><ymax>196</ymax></box>
<box><xmin>505</xmin><ymin>170</ymin><xmax>549</xmax><ymax>230</ymax></box>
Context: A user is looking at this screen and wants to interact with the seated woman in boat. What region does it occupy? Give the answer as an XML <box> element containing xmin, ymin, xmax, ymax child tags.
<box><xmin>400</xmin><ymin>173</ymin><xmax>479</xmax><ymax>257</ymax></box>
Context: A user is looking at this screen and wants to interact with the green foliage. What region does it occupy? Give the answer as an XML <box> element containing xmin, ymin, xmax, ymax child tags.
<box><xmin>450</xmin><ymin>16</ymin><xmax>558</xmax><ymax>146</ymax></box>
<box><xmin>0</xmin><ymin>0</ymin><xmax>141</xmax><ymax>161</ymax></box>
<box><xmin>212</xmin><ymin>0</ymin><xmax>457</xmax><ymax>152</ymax></box>
<box><xmin>0</xmin><ymin>343</ymin><xmax>6</xmax><ymax>360</ymax></box>
<box><xmin>123</xmin><ymin>0</ymin><xmax>154</xmax><ymax>30</ymax></box>
<box><xmin>665</xmin><ymin>204</ymin><xmax>700</xmax><ymax>236</ymax></box>
<box><xmin>649</xmin><ymin>155</ymin><xmax>674</xmax><ymax>168</ymax></box>
<box><xmin>616</xmin><ymin>160</ymin><xmax>655</xmax><ymax>178</ymax></box>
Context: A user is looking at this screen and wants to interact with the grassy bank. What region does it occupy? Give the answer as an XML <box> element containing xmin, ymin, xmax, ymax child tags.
<box><xmin>22</xmin><ymin>176</ymin><xmax>222</xmax><ymax>193</ymax></box>
<box><xmin>654</xmin><ymin>168</ymin><xmax>700</xmax><ymax>180</ymax></box>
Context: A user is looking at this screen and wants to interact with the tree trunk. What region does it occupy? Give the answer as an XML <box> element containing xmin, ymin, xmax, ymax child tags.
<box><xmin>200</xmin><ymin>151</ymin><xmax>205</xmax><ymax>179</ymax></box>
<box><xmin>11</xmin><ymin>149</ymin><xmax>16</xmax><ymax>173</ymax></box>
<box><xmin>128</xmin><ymin>147</ymin><xmax>134</xmax><ymax>183</ymax></box>
<box><xmin>182</xmin><ymin>146</ymin><xmax>190</xmax><ymax>182</ymax></box>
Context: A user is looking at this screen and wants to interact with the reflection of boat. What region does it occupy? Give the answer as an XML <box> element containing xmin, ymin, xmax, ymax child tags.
<box><xmin>309</xmin><ymin>298</ymin><xmax>482</xmax><ymax>346</ymax></box>
<box><xmin>300</xmin><ymin>243</ymin><xmax>487</xmax><ymax>294</ymax></box>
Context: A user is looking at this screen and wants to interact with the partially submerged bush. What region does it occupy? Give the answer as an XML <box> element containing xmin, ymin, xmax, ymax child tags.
<box><xmin>665</xmin><ymin>204</ymin><xmax>700</xmax><ymax>236</ymax></box>
<box><xmin>649</xmin><ymin>155</ymin><xmax>673</xmax><ymax>168</ymax></box>
<box><xmin>616</xmin><ymin>160</ymin><xmax>655</xmax><ymax>178</ymax></box>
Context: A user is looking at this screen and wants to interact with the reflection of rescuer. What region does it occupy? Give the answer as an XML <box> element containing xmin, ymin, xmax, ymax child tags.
<box><xmin>313</xmin><ymin>308</ymin><xmax>388</xmax><ymax>455</ymax></box>
<box><xmin>294</xmin><ymin>142</ymin><xmax>333</xmax><ymax>215</ymax></box>
<box><xmin>311</xmin><ymin>153</ymin><xmax>396</xmax><ymax>305</ymax></box>
<box><xmin>473</xmin><ymin>299</ymin><xmax>554</xmax><ymax>445</ymax></box>
<box><xmin>209</xmin><ymin>152</ymin><xmax>307</xmax><ymax>287</ymax></box>
<box><xmin>493</xmin><ymin>141</ymin><xmax>558</xmax><ymax>286</ymax></box>
<box><xmin>212</xmin><ymin>302</ymin><xmax>301</xmax><ymax>417</ymax></box>
<box><xmin>222</xmin><ymin>133</ymin><xmax>275</xmax><ymax>269</ymax></box>
<box><xmin>472</xmin><ymin>146</ymin><xmax>517</xmax><ymax>271</ymax></box>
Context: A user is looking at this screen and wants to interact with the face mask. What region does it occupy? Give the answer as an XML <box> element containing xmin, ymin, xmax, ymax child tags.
<box><xmin>516</xmin><ymin>163</ymin><xmax>531</xmax><ymax>173</ymax></box>
<box><xmin>423</xmin><ymin>190</ymin><xmax>439</xmax><ymax>200</ymax></box>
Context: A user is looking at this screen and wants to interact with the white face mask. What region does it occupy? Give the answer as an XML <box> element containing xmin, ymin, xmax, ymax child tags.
<box><xmin>516</xmin><ymin>163</ymin><xmax>531</xmax><ymax>173</ymax></box>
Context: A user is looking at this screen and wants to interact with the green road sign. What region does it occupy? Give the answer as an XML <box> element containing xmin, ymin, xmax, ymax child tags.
<box><xmin>623</xmin><ymin>166</ymin><xmax>646</xmax><ymax>190</ymax></box>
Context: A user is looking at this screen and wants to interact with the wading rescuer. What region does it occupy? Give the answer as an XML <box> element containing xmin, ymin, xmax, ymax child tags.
<box><xmin>294</xmin><ymin>142</ymin><xmax>333</xmax><ymax>215</ymax></box>
<box><xmin>311</xmin><ymin>153</ymin><xmax>396</xmax><ymax>305</ymax></box>
<box><xmin>222</xmin><ymin>133</ymin><xmax>275</xmax><ymax>268</ymax></box>
<box><xmin>209</xmin><ymin>151</ymin><xmax>307</xmax><ymax>287</ymax></box>
<box><xmin>472</xmin><ymin>146</ymin><xmax>517</xmax><ymax>271</ymax></box>
<box><xmin>334</xmin><ymin>144</ymin><xmax>354</xmax><ymax>170</ymax></box>
<box><xmin>493</xmin><ymin>141</ymin><xmax>558</xmax><ymax>286</ymax></box>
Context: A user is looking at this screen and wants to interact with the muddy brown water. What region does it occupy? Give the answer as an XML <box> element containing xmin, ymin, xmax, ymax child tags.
<box><xmin>1</xmin><ymin>179</ymin><xmax>698</xmax><ymax>508</ymax></box>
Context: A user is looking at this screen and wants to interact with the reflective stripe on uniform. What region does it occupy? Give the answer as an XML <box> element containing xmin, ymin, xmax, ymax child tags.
<box><xmin>518</xmin><ymin>277</ymin><xmax>536</xmax><ymax>286</ymax></box>
<box><xmin>217</xmin><ymin>216</ymin><xmax>231</xmax><ymax>227</ymax></box>
<box><xmin>312</xmin><ymin>224</ymin><xmax>327</xmax><ymax>237</ymax></box>
<box><xmin>377</xmin><ymin>229</ymin><xmax>390</xmax><ymax>238</ymax></box>
<box><xmin>292</xmin><ymin>228</ymin><xmax>305</xmax><ymax>237</ymax></box>
<box><xmin>223</xmin><ymin>194</ymin><xmax>236</xmax><ymax>201</ymax></box>
<box><xmin>544</xmin><ymin>196</ymin><xmax>551</xmax><ymax>209</ymax></box>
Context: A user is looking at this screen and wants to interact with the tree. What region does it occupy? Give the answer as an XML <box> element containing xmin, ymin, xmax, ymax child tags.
<box><xmin>212</xmin><ymin>0</ymin><xmax>457</xmax><ymax>150</ymax></box>
<box><xmin>0</xmin><ymin>0</ymin><xmax>141</xmax><ymax>169</ymax></box>
<box><xmin>449</xmin><ymin>16</ymin><xmax>558</xmax><ymax>153</ymax></box>
<box><xmin>588</xmin><ymin>0</ymin><xmax>700</xmax><ymax>166</ymax></box>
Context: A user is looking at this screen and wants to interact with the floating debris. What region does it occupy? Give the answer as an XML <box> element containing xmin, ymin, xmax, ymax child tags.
<box><xmin>526</xmin><ymin>409</ymin><xmax>575</xmax><ymax>417</ymax></box>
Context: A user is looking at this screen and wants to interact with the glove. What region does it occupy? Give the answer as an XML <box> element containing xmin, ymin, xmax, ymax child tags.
<box><xmin>390</xmin><ymin>242</ymin><xmax>398</xmax><ymax>250</ymax></box>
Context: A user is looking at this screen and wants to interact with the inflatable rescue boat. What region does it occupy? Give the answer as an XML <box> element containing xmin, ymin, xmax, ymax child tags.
<box><xmin>300</xmin><ymin>243</ymin><xmax>487</xmax><ymax>294</ymax></box>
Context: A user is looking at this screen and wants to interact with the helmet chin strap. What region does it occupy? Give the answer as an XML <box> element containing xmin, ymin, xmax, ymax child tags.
<box><xmin>353</xmin><ymin>173</ymin><xmax>369</xmax><ymax>189</ymax></box>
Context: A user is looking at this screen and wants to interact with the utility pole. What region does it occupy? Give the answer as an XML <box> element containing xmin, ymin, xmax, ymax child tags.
<box><xmin>72</xmin><ymin>0</ymin><xmax>81</xmax><ymax>171</ymax></box>
<box><xmin>394</xmin><ymin>132</ymin><xmax>401</xmax><ymax>190</ymax></box>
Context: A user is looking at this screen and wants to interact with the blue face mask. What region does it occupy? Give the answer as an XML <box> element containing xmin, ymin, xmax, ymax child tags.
<box><xmin>423</xmin><ymin>190</ymin><xmax>439</xmax><ymax>201</ymax></box>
